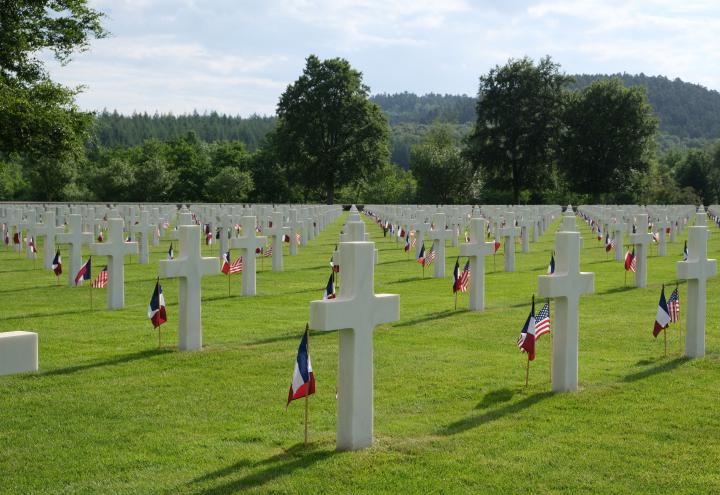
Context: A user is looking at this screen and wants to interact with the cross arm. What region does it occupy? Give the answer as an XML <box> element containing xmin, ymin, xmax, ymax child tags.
<box><xmin>537</xmin><ymin>272</ymin><xmax>594</xmax><ymax>299</ymax></box>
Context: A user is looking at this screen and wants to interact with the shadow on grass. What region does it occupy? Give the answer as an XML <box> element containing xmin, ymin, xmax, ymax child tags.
<box><xmin>622</xmin><ymin>357</ymin><xmax>689</xmax><ymax>383</ymax></box>
<box><xmin>475</xmin><ymin>388</ymin><xmax>516</xmax><ymax>409</ymax></box>
<box><xmin>439</xmin><ymin>391</ymin><xmax>554</xmax><ymax>436</ymax></box>
<box><xmin>596</xmin><ymin>285</ymin><xmax>636</xmax><ymax>296</ymax></box>
<box><xmin>191</xmin><ymin>443</ymin><xmax>335</xmax><ymax>494</ymax></box>
<box><xmin>34</xmin><ymin>348</ymin><xmax>173</xmax><ymax>377</ymax></box>
<box><xmin>388</xmin><ymin>276</ymin><xmax>433</xmax><ymax>285</ymax></box>
<box><xmin>393</xmin><ymin>309</ymin><xmax>468</xmax><ymax>328</ymax></box>
<box><xmin>242</xmin><ymin>330</ymin><xmax>334</xmax><ymax>347</ymax></box>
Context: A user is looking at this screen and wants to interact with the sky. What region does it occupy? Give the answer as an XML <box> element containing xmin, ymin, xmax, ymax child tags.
<box><xmin>44</xmin><ymin>0</ymin><xmax>720</xmax><ymax>117</ymax></box>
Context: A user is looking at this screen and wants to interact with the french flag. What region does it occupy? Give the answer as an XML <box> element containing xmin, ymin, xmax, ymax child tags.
<box><xmin>221</xmin><ymin>250</ymin><xmax>231</xmax><ymax>274</ymax></box>
<box><xmin>148</xmin><ymin>280</ymin><xmax>167</xmax><ymax>328</ymax></box>
<box><xmin>74</xmin><ymin>258</ymin><xmax>92</xmax><ymax>285</ymax></box>
<box><xmin>324</xmin><ymin>273</ymin><xmax>336</xmax><ymax>299</ymax></box>
<box><xmin>653</xmin><ymin>286</ymin><xmax>671</xmax><ymax>338</ymax></box>
<box><xmin>287</xmin><ymin>328</ymin><xmax>315</xmax><ymax>406</ymax></box>
<box><xmin>52</xmin><ymin>250</ymin><xmax>62</xmax><ymax>275</ymax></box>
<box><xmin>494</xmin><ymin>239</ymin><xmax>501</xmax><ymax>253</ymax></box>
<box><xmin>517</xmin><ymin>299</ymin><xmax>536</xmax><ymax>361</ymax></box>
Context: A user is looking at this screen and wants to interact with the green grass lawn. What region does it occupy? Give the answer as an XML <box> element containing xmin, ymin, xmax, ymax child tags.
<box><xmin>1</xmin><ymin>212</ymin><xmax>719</xmax><ymax>494</ymax></box>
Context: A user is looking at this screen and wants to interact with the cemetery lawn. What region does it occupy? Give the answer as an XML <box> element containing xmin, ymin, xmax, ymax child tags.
<box><xmin>2</xmin><ymin>213</ymin><xmax>720</xmax><ymax>495</ymax></box>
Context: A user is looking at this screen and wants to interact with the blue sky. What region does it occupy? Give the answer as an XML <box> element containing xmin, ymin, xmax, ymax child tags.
<box><xmin>44</xmin><ymin>0</ymin><xmax>720</xmax><ymax>116</ymax></box>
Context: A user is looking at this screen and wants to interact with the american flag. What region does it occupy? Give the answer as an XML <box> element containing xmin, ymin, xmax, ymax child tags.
<box><xmin>410</xmin><ymin>231</ymin><xmax>417</xmax><ymax>248</ymax></box>
<box><xmin>493</xmin><ymin>239</ymin><xmax>501</xmax><ymax>253</ymax></box>
<box><xmin>625</xmin><ymin>249</ymin><xmax>636</xmax><ymax>272</ymax></box>
<box><xmin>652</xmin><ymin>232</ymin><xmax>659</xmax><ymax>243</ymax></box>
<box><xmin>264</xmin><ymin>244</ymin><xmax>273</xmax><ymax>257</ymax></box>
<box><xmin>29</xmin><ymin>237</ymin><xmax>37</xmax><ymax>253</ymax></box>
<box><xmin>453</xmin><ymin>260</ymin><xmax>470</xmax><ymax>293</ymax></box>
<box><xmin>668</xmin><ymin>287</ymin><xmax>680</xmax><ymax>323</ymax></box>
<box><xmin>425</xmin><ymin>245</ymin><xmax>436</xmax><ymax>266</ymax></box>
<box><xmin>605</xmin><ymin>234</ymin><xmax>615</xmax><ymax>252</ymax></box>
<box><xmin>296</xmin><ymin>233</ymin><xmax>301</xmax><ymax>245</ymax></box>
<box><xmin>534</xmin><ymin>302</ymin><xmax>551</xmax><ymax>339</ymax></box>
<box><xmin>92</xmin><ymin>265</ymin><xmax>108</xmax><ymax>288</ymax></box>
<box><xmin>229</xmin><ymin>256</ymin><xmax>243</xmax><ymax>274</ymax></box>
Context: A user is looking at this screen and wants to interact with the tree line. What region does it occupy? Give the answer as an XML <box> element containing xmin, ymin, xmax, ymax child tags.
<box><xmin>1</xmin><ymin>1</ymin><xmax>719</xmax><ymax>205</ymax></box>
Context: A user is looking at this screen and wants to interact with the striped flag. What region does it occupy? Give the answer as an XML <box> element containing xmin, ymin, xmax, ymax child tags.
<box><xmin>517</xmin><ymin>300</ymin><xmax>536</xmax><ymax>361</ymax></box>
<box><xmin>229</xmin><ymin>257</ymin><xmax>243</xmax><ymax>274</ymax></box>
<box><xmin>410</xmin><ymin>232</ymin><xmax>417</xmax><ymax>248</ymax></box>
<box><xmin>625</xmin><ymin>249</ymin><xmax>636</xmax><ymax>272</ymax></box>
<box><xmin>74</xmin><ymin>258</ymin><xmax>92</xmax><ymax>285</ymax></box>
<box><xmin>605</xmin><ymin>233</ymin><xmax>614</xmax><ymax>252</ymax></box>
<box><xmin>425</xmin><ymin>245</ymin><xmax>436</xmax><ymax>266</ymax></box>
<box><xmin>453</xmin><ymin>259</ymin><xmax>470</xmax><ymax>293</ymax></box>
<box><xmin>534</xmin><ymin>303</ymin><xmax>551</xmax><ymax>339</ymax></box>
<box><xmin>265</xmin><ymin>244</ymin><xmax>273</xmax><ymax>257</ymax></box>
<box><xmin>28</xmin><ymin>237</ymin><xmax>37</xmax><ymax>254</ymax></box>
<box><xmin>221</xmin><ymin>250</ymin><xmax>231</xmax><ymax>274</ymax></box>
<box><xmin>287</xmin><ymin>327</ymin><xmax>315</xmax><ymax>406</ymax></box>
<box><xmin>52</xmin><ymin>250</ymin><xmax>62</xmax><ymax>275</ymax></box>
<box><xmin>493</xmin><ymin>239</ymin><xmax>501</xmax><ymax>253</ymax></box>
<box><xmin>653</xmin><ymin>286</ymin><xmax>671</xmax><ymax>337</ymax></box>
<box><xmin>324</xmin><ymin>272</ymin><xmax>336</xmax><ymax>300</ymax></box>
<box><xmin>148</xmin><ymin>280</ymin><xmax>167</xmax><ymax>328</ymax></box>
<box><xmin>92</xmin><ymin>266</ymin><xmax>108</xmax><ymax>288</ymax></box>
<box><xmin>668</xmin><ymin>287</ymin><xmax>680</xmax><ymax>323</ymax></box>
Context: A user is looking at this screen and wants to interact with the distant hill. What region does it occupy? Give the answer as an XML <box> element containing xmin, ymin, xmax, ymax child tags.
<box><xmin>93</xmin><ymin>74</ymin><xmax>720</xmax><ymax>166</ymax></box>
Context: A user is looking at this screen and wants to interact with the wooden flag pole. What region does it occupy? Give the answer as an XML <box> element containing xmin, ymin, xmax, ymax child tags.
<box><xmin>548</xmin><ymin>298</ymin><xmax>553</xmax><ymax>383</ymax></box>
<box><xmin>227</xmin><ymin>272</ymin><xmax>231</xmax><ymax>297</ymax></box>
<box><xmin>525</xmin><ymin>356</ymin><xmax>530</xmax><ymax>387</ymax></box>
<box><xmin>304</xmin><ymin>323</ymin><xmax>310</xmax><ymax>447</ymax></box>
<box><xmin>90</xmin><ymin>283</ymin><xmax>93</xmax><ymax>310</ymax></box>
<box><xmin>664</xmin><ymin>328</ymin><xmax>667</xmax><ymax>357</ymax></box>
<box><xmin>454</xmin><ymin>291</ymin><xmax>458</xmax><ymax>311</ymax></box>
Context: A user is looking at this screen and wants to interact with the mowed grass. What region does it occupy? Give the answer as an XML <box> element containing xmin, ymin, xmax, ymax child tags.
<box><xmin>1</xmin><ymin>211</ymin><xmax>720</xmax><ymax>494</ymax></box>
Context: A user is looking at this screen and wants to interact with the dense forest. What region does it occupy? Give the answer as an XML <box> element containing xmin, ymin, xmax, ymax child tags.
<box><xmin>93</xmin><ymin>74</ymin><xmax>720</xmax><ymax>169</ymax></box>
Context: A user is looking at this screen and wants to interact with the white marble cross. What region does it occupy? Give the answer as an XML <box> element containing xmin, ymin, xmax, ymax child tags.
<box><xmin>21</xmin><ymin>210</ymin><xmax>37</xmax><ymax>259</ymax></box>
<box><xmin>56</xmin><ymin>214</ymin><xmax>94</xmax><ymax>287</ymax></box>
<box><xmin>537</xmin><ymin>229</ymin><xmax>594</xmax><ymax>392</ymax></box>
<box><xmin>411</xmin><ymin>210</ymin><xmax>429</xmax><ymax>259</ymax></box>
<box><xmin>265</xmin><ymin>211</ymin><xmax>288</xmax><ymax>272</ymax></box>
<box><xmin>33</xmin><ymin>211</ymin><xmax>61</xmax><ymax>269</ymax></box>
<box><xmin>499</xmin><ymin>212</ymin><xmax>521</xmax><ymax>272</ymax></box>
<box><xmin>459</xmin><ymin>218</ymin><xmax>497</xmax><ymax>311</ymax></box>
<box><xmin>677</xmin><ymin>206</ymin><xmax>717</xmax><ymax>358</ymax></box>
<box><xmin>217</xmin><ymin>212</ymin><xmax>233</xmax><ymax>256</ymax></box>
<box><xmin>426</xmin><ymin>212</ymin><xmax>453</xmax><ymax>278</ymax></box>
<box><xmin>90</xmin><ymin>217</ymin><xmax>138</xmax><ymax>309</ymax></box>
<box><xmin>611</xmin><ymin>212</ymin><xmax>625</xmax><ymax>262</ymax></box>
<box><xmin>287</xmin><ymin>209</ymin><xmax>300</xmax><ymax>256</ymax></box>
<box><xmin>158</xmin><ymin>225</ymin><xmax>219</xmax><ymax>351</ymax></box>
<box><xmin>628</xmin><ymin>213</ymin><xmax>653</xmax><ymax>288</ymax></box>
<box><xmin>229</xmin><ymin>216</ymin><xmax>266</xmax><ymax>296</ymax></box>
<box><xmin>309</xmin><ymin>240</ymin><xmax>400</xmax><ymax>451</ymax></box>
<box><xmin>131</xmin><ymin>210</ymin><xmax>154</xmax><ymax>265</ymax></box>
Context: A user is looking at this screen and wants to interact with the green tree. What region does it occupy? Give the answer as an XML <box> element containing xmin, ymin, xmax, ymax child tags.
<box><xmin>0</xmin><ymin>1</ymin><xmax>106</xmax><ymax>199</ymax></box>
<box><xmin>674</xmin><ymin>148</ymin><xmax>716</xmax><ymax>203</ymax></box>
<box><xmin>275</xmin><ymin>55</ymin><xmax>389</xmax><ymax>204</ymax></box>
<box><xmin>167</xmin><ymin>131</ymin><xmax>212</xmax><ymax>202</ymax></box>
<box><xmin>132</xmin><ymin>139</ymin><xmax>177</xmax><ymax>201</ymax></box>
<box><xmin>411</xmin><ymin>124</ymin><xmax>476</xmax><ymax>204</ymax></box>
<box><xmin>465</xmin><ymin>56</ymin><xmax>571</xmax><ymax>203</ymax></box>
<box><xmin>559</xmin><ymin>79</ymin><xmax>658</xmax><ymax>202</ymax></box>
<box><xmin>204</xmin><ymin>167</ymin><xmax>254</xmax><ymax>203</ymax></box>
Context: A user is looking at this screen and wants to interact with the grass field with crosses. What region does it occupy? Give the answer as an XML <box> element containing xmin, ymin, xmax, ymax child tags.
<box><xmin>1</xmin><ymin>212</ymin><xmax>720</xmax><ymax>494</ymax></box>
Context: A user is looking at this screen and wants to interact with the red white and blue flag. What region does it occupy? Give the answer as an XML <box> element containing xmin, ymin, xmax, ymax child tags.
<box><xmin>668</xmin><ymin>287</ymin><xmax>680</xmax><ymax>323</ymax></box>
<box><xmin>453</xmin><ymin>258</ymin><xmax>470</xmax><ymax>293</ymax></box>
<box><xmin>148</xmin><ymin>280</ymin><xmax>167</xmax><ymax>328</ymax></box>
<box><xmin>547</xmin><ymin>252</ymin><xmax>555</xmax><ymax>274</ymax></box>
<box><xmin>653</xmin><ymin>286</ymin><xmax>671</xmax><ymax>337</ymax></box>
<box><xmin>287</xmin><ymin>327</ymin><xmax>315</xmax><ymax>406</ymax></box>
<box><xmin>229</xmin><ymin>256</ymin><xmax>243</xmax><ymax>274</ymax></box>
<box><xmin>425</xmin><ymin>245</ymin><xmax>436</xmax><ymax>266</ymax></box>
<box><xmin>517</xmin><ymin>299</ymin><xmax>536</xmax><ymax>361</ymax></box>
<box><xmin>221</xmin><ymin>250</ymin><xmax>231</xmax><ymax>274</ymax></box>
<box><xmin>52</xmin><ymin>250</ymin><xmax>62</xmax><ymax>276</ymax></box>
<box><xmin>168</xmin><ymin>243</ymin><xmax>174</xmax><ymax>260</ymax></box>
<box><xmin>534</xmin><ymin>302</ymin><xmax>551</xmax><ymax>339</ymax></box>
<box><xmin>417</xmin><ymin>244</ymin><xmax>426</xmax><ymax>265</ymax></box>
<box><xmin>404</xmin><ymin>233</ymin><xmax>410</xmax><ymax>252</ymax></box>
<box><xmin>605</xmin><ymin>233</ymin><xmax>615</xmax><ymax>252</ymax></box>
<box><xmin>625</xmin><ymin>248</ymin><xmax>636</xmax><ymax>272</ymax></box>
<box><xmin>493</xmin><ymin>239</ymin><xmax>501</xmax><ymax>253</ymax></box>
<box><xmin>682</xmin><ymin>241</ymin><xmax>688</xmax><ymax>261</ymax></box>
<box><xmin>74</xmin><ymin>258</ymin><xmax>92</xmax><ymax>285</ymax></box>
<box><xmin>28</xmin><ymin>237</ymin><xmax>37</xmax><ymax>254</ymax></box>
<box><xmin>92</xmin><ymin>266</ymin><xmax>108</xmax><ymax>288</ymax></box>
<box><xmin>324</xmin><ymin>273</ymin><xmax>336</xmax><ymax>300</ymax></box>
